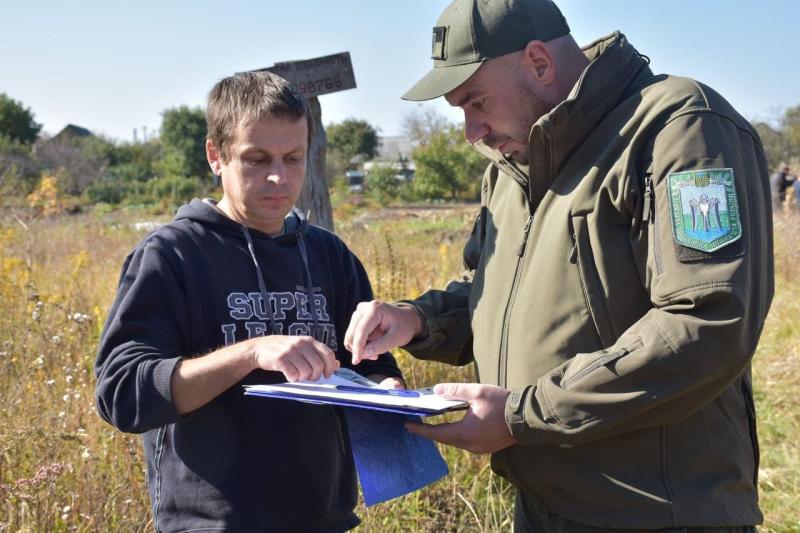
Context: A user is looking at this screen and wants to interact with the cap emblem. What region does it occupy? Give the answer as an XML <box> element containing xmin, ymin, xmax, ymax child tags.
<box><xmin>431</xmin><ymin>26</ymin><xmax>447</xmax><ymax>60</ymax></box>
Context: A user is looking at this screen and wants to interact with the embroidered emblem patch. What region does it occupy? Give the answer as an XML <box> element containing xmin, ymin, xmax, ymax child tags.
<box><xmin>667</xmin><ymin>168</ymin><xmax>741</xmax><ymax>253</ymax></box>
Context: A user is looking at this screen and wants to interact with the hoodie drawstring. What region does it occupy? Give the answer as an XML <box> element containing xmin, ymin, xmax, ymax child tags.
<box><xmin>241</xmin><ymin>227</ymin><xmax>277</xmax><ymax>334</ymax></box>
<box><xmin>241</xmin><ymin>226</ymin><xmax>320</xmax><ymax>340</ymax></box>
<box><xmin>297</xmin><ymin>234</ymin><xmax>321</xmax><ymax>337</ymax></box>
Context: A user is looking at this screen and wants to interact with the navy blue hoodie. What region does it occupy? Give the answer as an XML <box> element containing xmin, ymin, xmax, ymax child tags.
<box><xmin>95</xmin><ymin>199</ymin><xmax>401</xmax><ymax>532</ymax></box>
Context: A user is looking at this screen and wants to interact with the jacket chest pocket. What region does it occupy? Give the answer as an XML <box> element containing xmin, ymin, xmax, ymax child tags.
<box><xmin>569</xmin><ymin>214</ymin><xmax>616</xmax><ymax>348</ymax></box>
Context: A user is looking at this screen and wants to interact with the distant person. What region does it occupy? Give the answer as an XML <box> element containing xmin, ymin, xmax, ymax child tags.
<box><xmin>95</xmin><ymin>70</ymin><xmax>403</xmax><ymax>532</ymax></box>
<box><xmin>770</xmin><ymin>164</ymin><xmax>795</xmax><ymax>210</ymax></box>
<box><xmin>346</xmin><ymin>0</ymin><xmax>773</xmax><ymax>530</ymax></box>
<box><xmin>793</xmin><ymin>173</ymin><xmax>800</xmax><ymax>211</ymax></box>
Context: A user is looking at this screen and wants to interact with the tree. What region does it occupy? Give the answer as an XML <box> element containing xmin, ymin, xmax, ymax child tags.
<box><xmin>783</xmin><ymin>105</ymin><xmax>800</xmax><ymax>159</ymax></box>
<box><xmin>34</xmin><ymin>135</ymin><xmax>110</xmax><ymax>195</ymax></box>
<box><xmin>326</xmin><ymin>119</ymin><xmax>379</xmax><ymax>168</ymax></box>
<box><xmin>752</xmin><ymin>105</ymin><xmax>800</xmax><ymax>171</ymax></box>
<box><xmin>412</xmin><ymin>123</ymin><xmax>485</xmax><ymax>200</ymax></box>
<box><xmin>0</xmin><ymin>93</ymin><xmax>41</xmax><ymax>145</ymax></box>
<box><xmin>402</xmin><ymin>105</ymin><xmax>451</xmax><ymax>145</ymax></box>
<box><xmin>753</xmin><ymin>122</ymin><xmax>790</xmax><ymax>170</ymax></box>
<box><xmin>0</xmin><ymin>135</ymin><xmax>38</xmax><ymax>194</ymax></box>
<box><xmin>159</xmin><ymin>106</ymin><xmax>209</xmax><ymax>180</ymax></box>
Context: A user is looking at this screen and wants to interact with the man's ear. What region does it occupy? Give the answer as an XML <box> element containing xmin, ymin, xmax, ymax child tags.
<box><xmin>206</xmin><ymin>138</ymin><xmax>223</xmax><ymax>175</ymax></box>
<box><xmin>520</xmin><ymin>40</ymin><xmax>556</xmax><ymax>86</ymax></box>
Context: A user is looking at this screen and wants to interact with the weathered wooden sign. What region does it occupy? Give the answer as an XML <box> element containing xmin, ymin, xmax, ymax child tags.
<box><xmin>261</xmin><ymin>52</ymin><xmax>356</xmax><ymax>98</ymax></box>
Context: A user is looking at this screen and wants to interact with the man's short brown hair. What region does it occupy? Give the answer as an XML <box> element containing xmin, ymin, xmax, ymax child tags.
<box><xmin>206</xmin><ymin>70</ymin><xmax>313</xmax><ymax>162</ymax></box>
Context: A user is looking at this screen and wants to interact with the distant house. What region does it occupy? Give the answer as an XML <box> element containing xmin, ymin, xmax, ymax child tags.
<box><xmin>375</xmin><ymin>135</ymin><xmax>413</xmax><ymax>162</ymax></box>
<box><xmin>51</xmin><ymin>124</ymin><xmax>94</xmax><ymax>144</ymax></box>
<box><xmin>32</xmin><ymin>124</ymin><xmax>95</xmax><ymax>156</ymax></box>
<box><xmin>368</xmin><ymin>135</ymin><xmax>415</xmax><ymax>181</ymax></box>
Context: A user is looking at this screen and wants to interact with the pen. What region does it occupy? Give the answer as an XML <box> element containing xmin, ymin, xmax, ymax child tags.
<box><xmin>335</xmin><ymin>385</ymin><xmax>420</xmax><ymax>398</ymax></box>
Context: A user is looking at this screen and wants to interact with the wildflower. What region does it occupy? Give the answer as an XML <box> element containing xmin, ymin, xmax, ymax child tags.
<box><xmin>33</xmin><ymin>356</ymin><xmax>44</xmax><ymax>367</ymax></box>
<box><xmin>32</xmin><ymin>301</ymin><xmax>44</xmax><ymax>321</ymax></box>
<box><xmin>66</xmin><ymin>375</ymin><xmax>73</xmax><ymax>384</ymax></box>
<box><xmin>71</xmin><ymin>313</ymin><xmax>90</xmax><ymax>324</ymax></box>
<box><xmin>58</xmin><ymin>411</ymin><xmax>65</xmax><ymax>418</ymax></box>
<box><xmin>51</xmin><ymin>335</ymin><xmax>61</xmax><ymax>344</ymax></box>
<box><xmin>45</xmin><ymin>379</ymin><xmax>55</xmax><ymax>386</ymax></box>
<box><xmin>81</xmin><ymin>448</ymin><xmax>90</xmax><ymax>461</ymax></box>
<box><xmin>62</xmin><ymin>394</ymin><xmax>69</xmax><ymax>402</ymax></box>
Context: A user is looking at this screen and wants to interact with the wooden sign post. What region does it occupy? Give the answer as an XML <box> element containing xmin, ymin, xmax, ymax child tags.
<box><xmin>259</xmin><ymin>52</ymin><xmax>357</xmax><ymax>232</ymax></box>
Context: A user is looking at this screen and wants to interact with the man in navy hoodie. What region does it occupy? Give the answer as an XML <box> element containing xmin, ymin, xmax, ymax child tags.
<box><xmin>95</xmin><ymin>70</ymin><xmax>403</xmax><ymax>532</ymax></box>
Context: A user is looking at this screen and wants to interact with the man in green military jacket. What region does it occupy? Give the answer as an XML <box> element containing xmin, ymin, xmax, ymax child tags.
<box><xmin>345</xmin><ymin>0</ymin><xmax>773</xmax><ymax>530</ymax></box>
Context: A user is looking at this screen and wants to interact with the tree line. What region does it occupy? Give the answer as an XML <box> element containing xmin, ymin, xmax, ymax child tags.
<box><xmin>0</xmin><ymin>93</ymin><xmax>489</xmax><ymax>213</ymax></box>
<box><xmin>4</xmin><ymin>90</ymin><xmax>797</xmax><ymax>215</ymax></box>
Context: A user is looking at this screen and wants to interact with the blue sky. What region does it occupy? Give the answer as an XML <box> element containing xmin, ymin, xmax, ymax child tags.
<box><xmin>2</xmin><ymin>1</ymin><xmax>798</xmax><ymax>142</ymax></box>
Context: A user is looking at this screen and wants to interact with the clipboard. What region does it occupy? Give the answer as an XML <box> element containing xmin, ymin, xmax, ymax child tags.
<box><xmin>243</xmin><ymin>368</ymin><xmax>468</xmax><ymax>417</ymax></box>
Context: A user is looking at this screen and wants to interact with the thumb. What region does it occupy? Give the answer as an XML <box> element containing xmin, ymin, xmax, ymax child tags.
<box><xmin>433</xmin><ymin>382</ymin><xmax>480</xmax><ymax>401</ymax></box>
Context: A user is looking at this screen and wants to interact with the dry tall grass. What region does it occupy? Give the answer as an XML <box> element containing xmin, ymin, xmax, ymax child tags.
<box><xmin>0</xmin><ymin>205</ymin><xmax>797</xmax><ymax>532</ymax></box>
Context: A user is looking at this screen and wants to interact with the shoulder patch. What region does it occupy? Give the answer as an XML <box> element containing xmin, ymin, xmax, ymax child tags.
<box><xmin>667</xmin><ymin>168</ymin><xmax>741</xmax><ymax>253</ymax></box>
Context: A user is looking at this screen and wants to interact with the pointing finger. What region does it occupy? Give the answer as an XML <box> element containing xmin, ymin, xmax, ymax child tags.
<box><xmin>350</xmin><ymin>306</ymin><xmax>383</xmax><ymax>364</ymax></box>
<box><xmin>343</xmin><ymin>306</ymin><xmax>364</xmax><ymax>353</ymax></box>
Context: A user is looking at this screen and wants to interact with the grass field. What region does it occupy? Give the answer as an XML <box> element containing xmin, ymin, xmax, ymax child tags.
<box><xmin>0</xmin><ymin>203</ymin><xmax>797</xmax><ymax>532</ymax></box>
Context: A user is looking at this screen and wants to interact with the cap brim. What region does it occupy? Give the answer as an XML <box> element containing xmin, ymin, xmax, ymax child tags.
<box><xmin>401</xmin><ymin>61</ymin><xmax>483</xmax><ymax>102</ymax></box>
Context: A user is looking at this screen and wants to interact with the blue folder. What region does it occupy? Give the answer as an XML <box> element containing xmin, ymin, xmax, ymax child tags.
<box><xmin>342</xmin><ymin>408</ymin><xmax>449</xmax><ymax>506</ymax></box>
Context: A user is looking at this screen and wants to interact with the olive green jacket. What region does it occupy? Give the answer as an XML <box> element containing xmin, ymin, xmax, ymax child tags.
<box><xmin>402</xmin><ymin>32</ymin><xmax>773</xmax><ymax>528</ymax></box>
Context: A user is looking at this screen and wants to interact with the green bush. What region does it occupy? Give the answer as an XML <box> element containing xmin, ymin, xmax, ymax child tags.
<box><xmin>146</xmin><ymin>175</ymin><xmax>204</xmax><ymax>206</ymax></box>
<box><xmin>367</xmin><ymin>166</ymin><xmax>401</xmax><ymax>206</ymax></box>
<box><xmin>84</xmin><ymin>178</ymin><xmax>133</xmax><ymax>205</ymax></box>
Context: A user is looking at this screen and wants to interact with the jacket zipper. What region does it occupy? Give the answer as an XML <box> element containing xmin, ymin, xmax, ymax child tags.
<box><xmin>569</xmin><ymin>224</ymin><xmax>604</xmax><ymax>347</ymax></box>
<box><xmin>495</xmin><ymin>133</ymin><xmax>544</xmax><ymax>388</ymax></box>
<box><xmin>562</xmin><ymin>347</ymin><xmax>629</xmax><ymax>389</ymax></box>
<box><xmin>643</xmin><ymin>173</ymin><xmax>663</xmax><ymax>274</ymax></box>
<box><xmin>498</xmin><ymin>214</ymin><xmax>533</xmax><ymax>388</ymax></box>
<box><xmin>562</xmin><ymin>339</ymin><xmax>643</xmax><ymax>388</ymax></box>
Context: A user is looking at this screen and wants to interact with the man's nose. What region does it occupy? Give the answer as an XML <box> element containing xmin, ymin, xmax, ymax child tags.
<box><xmin>265</xmin><ymin>162</ymin><xmax>287</xmax><ymax>183</ymax></box>
<box><xmin>464</xmin><ymin>117</ymin><xmax>490</xmax><ymax>145</ymax></box>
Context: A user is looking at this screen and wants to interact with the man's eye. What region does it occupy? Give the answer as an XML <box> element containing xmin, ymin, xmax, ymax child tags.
<box><xmin>244</xmin><ymin>158</ymin><xmax>266</xmax><ymax>166</ymax></box>
<box><xmin>286</xmin><ymin>155</ymin><xmax>303</xmax><ymax>165</ymax></box>
<box><xmin>472</xmin><ymin>99</ymin><xmax>485</xmax><ymax>111</ymax></box>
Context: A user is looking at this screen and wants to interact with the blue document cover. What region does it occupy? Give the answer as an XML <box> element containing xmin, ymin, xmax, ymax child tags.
<box><xmin>343</xmin><ymin>408</ymin><xmax>449</xmax><ymax>506</ymax></box>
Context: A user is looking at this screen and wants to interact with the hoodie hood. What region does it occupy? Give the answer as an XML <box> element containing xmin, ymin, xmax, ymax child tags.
<box><xmin>175</xmin><ymin>198</ymin><xmax>317</xmax><ymax>335</ymax></box>
<box><xmin>174</xmin><ymin>198</ymin><xmax>309</xmax><ymax>245</ymax></box>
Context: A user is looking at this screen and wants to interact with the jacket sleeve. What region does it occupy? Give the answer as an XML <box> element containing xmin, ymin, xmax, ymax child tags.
<box><xmin>95</xmin><ymin>239</ymin><xmax>187</xmax><ymax>434</ymax></box>
<box><xmin>393</xmin><ymin>167</ymin><xmax>497</xmax><ymax>367</ymax></box>
<box><xmin>507</xmin><ymin>110</ymin><xmax>774</xmax><ymax>446</ymax></box>
<box><xmin>340</xmin><ymin>246</ymin><xmax>404</xmax><ymax>380</ymax></box>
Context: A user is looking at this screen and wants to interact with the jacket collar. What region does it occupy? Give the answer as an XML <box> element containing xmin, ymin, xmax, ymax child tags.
<box><xmin>471</xmin><ymin>33</ymin><xmax>652</xmax><ymax>208</ymax></box>
<box><xmin>524</xmin><ymin>32</ymin><xmax>653</xmax><ymax>208</ymax></box>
